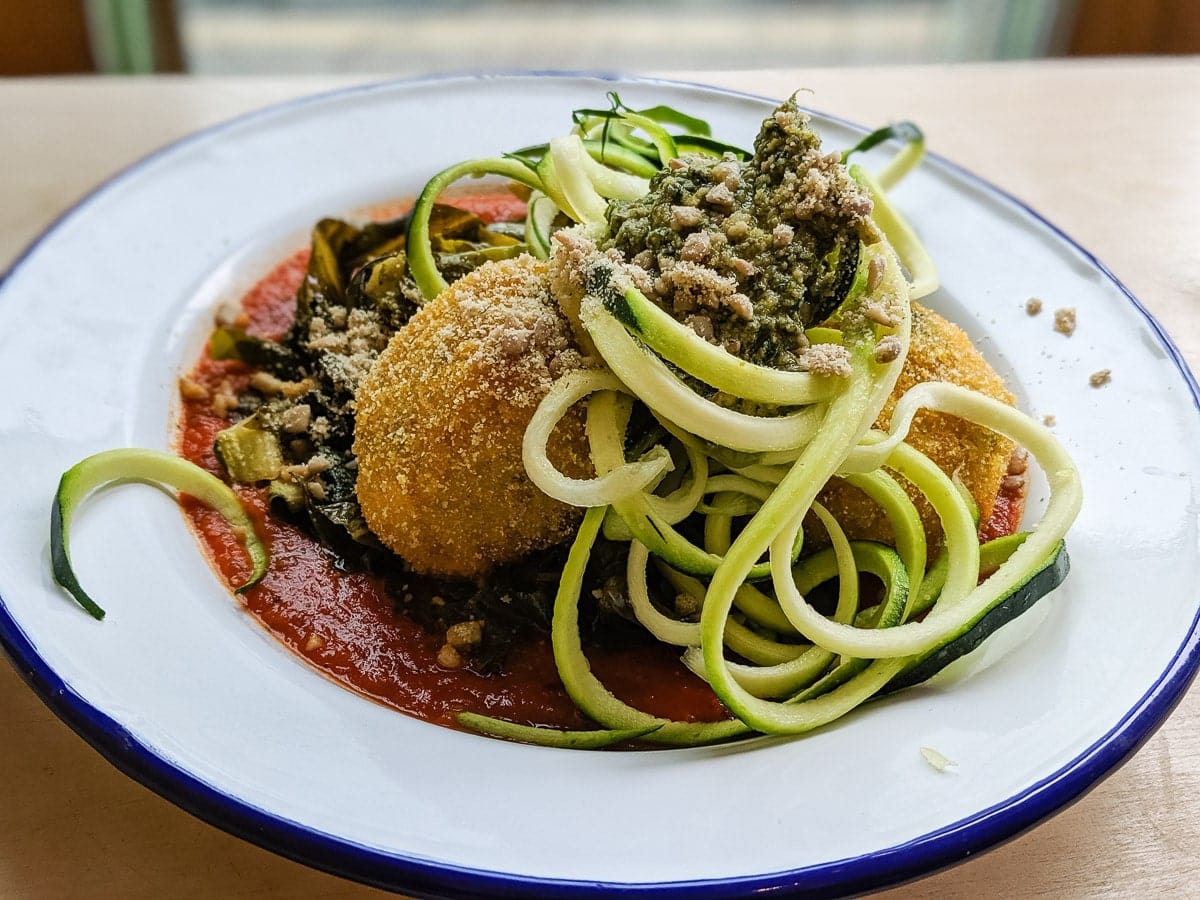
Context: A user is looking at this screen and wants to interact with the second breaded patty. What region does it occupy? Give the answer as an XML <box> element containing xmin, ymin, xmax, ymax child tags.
<box><xmin>353</xmin><ymin>256</ymin><xmax>592</xmax><ymax>578</ymax></box>
<box><xmin>816</xmin><ymin>302</ymin><xmax>1016</xmax><ymax>548</ymax></box>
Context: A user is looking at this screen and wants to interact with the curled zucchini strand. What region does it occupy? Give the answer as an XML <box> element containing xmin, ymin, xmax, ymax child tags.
<box><xmin>522</xmin><ymin>369</ymin><xmax>674</xmax><ymax>507</ymax></box>
<box><xmin>51</xmin><ymin>448</ymin><xmax>268</xmax><ymax>620</ymax></box>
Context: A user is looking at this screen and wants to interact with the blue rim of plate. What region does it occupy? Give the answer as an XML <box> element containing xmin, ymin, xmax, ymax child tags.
<box><xmin>2</xmin><ymin>71</ymin><xmax>1199</xmax><ymax>898</ymax></box>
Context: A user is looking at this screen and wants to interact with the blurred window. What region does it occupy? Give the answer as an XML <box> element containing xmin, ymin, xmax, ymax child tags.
<box><xmin>8</xmin><ymin>0</ymin><xmax>1194</xmax><ymax>78</ymax></box>
<box><xmin>173</xmin><ymin>0</ymin><xmax>1076</xmax><ymax>74</ymax></box>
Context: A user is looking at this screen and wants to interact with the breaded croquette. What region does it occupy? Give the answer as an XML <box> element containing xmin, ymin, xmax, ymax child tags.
<box><xmin>353</xmin><ymin>257</ymin><xmax>592</xmax><ymax>578</ymax></box>
<box><xmin>816</xmin><ymin>302</ymin><xmax>1016</xmax><ymax>548</ymax></box>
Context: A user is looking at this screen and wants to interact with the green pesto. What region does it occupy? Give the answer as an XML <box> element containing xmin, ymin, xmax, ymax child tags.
<box><xmin>600</xmin><ymin>97</ymin><xmax>871</xmax><ymax>370</ymax></box>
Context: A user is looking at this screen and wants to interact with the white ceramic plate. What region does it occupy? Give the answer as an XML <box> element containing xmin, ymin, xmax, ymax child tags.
<box><xmin>1</xmin><ymin>74</ymin><xmax>1198</xmax><ymax>898</ymax></box>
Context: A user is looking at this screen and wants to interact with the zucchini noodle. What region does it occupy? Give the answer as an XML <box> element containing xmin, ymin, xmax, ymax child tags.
<box><xmin>595</xmin><ymin>274</ymin><xmax>846</xmax><ymax>406</ymax></box>
<box><xmin>522</xmin><ymin>369</ymin><xmax>674</xmax><ymax>507</ymax></box>
<box><xmin>581</xmin><ymin>296</ymin><xmax>830</xmax><ymax>453</ymax></box>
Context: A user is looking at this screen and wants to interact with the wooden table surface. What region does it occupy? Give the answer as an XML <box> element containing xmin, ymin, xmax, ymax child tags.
<box><xmin>2</xmin><ymin>60</ymin><xmax>1199</xmax><ymax>898</ymax></box>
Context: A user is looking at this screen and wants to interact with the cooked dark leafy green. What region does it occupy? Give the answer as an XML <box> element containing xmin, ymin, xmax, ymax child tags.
<box><xmin>211</xmin><ymin>203</ymin><xmax>525</xmax><ymax>563</ymax></box>
<box><xmin>389</xmin><ymin>536</ymin><xmax>635</xmax><ymax>674</ymax></box>
<box><xmin>209</xmin><ymin>326</ymin><xmax>302</xmax><ymax>375</ymax></box>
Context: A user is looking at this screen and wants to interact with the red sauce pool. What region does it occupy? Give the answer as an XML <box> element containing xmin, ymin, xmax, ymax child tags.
<box><xmin>175</xmin><ymin>194</ymin><xmax>1023</xmax><ymax>736</ymax></box>
<box><xmin>979</xmin><ymin>476</ymin><xmax>1026</xmax><ymax>544</ymax></box>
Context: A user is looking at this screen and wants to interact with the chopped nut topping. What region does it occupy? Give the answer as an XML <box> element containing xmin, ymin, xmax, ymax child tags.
<box><xmin>499</xmin><ymin>327</ymin><xmax>532</xmax><ymax>357</ymax></box>
<box><xmin>446</xmin><ymin>619</ymin><xmax>484</xmax><ymax>650</ymax></box>
<box><xmin>1001</xmin><ymin>474</ymin><xmax>1026</xmax><ymax>491</ymax></box>
<box><xmin>304</xmin><ymin>633</ymin><xmax>325</xmax><ymax>652</ymax></box>
<box><xmin>704</xmin><ymin>182</ymin><xmax>736</xmax><ymax>210</ymax></box>
<box><xmin>711</xmin><ymin>159</ymin><xmax>739</xmax><ymax>184</ymax></box>
<box><xmin>210</xmin><ymin>379</ymin><xmax>239</xmax><ymax>418</ymax></box>
<box><xmin>249</xmin><ymin>371</ymin><xmax>313</xmax><ymax>398</ymax></box>
<box><xmin>280</xmin><ymin>403</ymin><xmax>312</xmax><ymax>434</ymax></box>
<box><xmin>1089</xmin><ymin>368</ymin><xmax>1112</xmax><ymax>388</ymax></box>
<box><xmin>686</xmin><ymin>314</ymin><xmax>714</xmax><ymax>340</ymax></box>
<box><xmin>873</xmin><ymin>334</ymin><xmax>903</xmax><ymax>364</ymax></box>
<box><xmin>1007</xmin><ymin>448</ymin><xmax>1029</xmax><ymax>476</ymax></box>
<box><xmin>867</xmin><ymin>255</ymin><xmax>886</xmax><ymax>292</ymax></box>
<box><xmin>670</xmin><ymin>205</ymin><xmax>704</xmax><ymax>230</ymax></box>
<box><xmin>680</xmin><ymin>230</ymin><xmax>713</xmax><ymax>262</ymax></box>
<box><xmin>798</xmin><ymin>342</ymin><xmax>852</xmax><ymax>377</ymax></box>
<box><xmin>178</xmin><ymin>377</ymin><xmax>208</xmax><ymax>401</ymax></box>
<box><xmin>727</xmin><ymin>293</ymin><xmax>754</xmax><ymax>320</ymax></box>
<box><xmin>730</xmin><ymin>256</ymin><xmax>756</xmax><ymax>279</ymax></box>
<box><xmin>214</xmin><ymin>298</ymin><xmax>246</xmax><ymax>328</ymax></box>
<box><xmin>863</xmin><ymin>301</ymin><xmax>898</xmax><ymax>328</ymax></box>
<box><xmin>1053</xmin><ymin>307</ymin><xmax>1076</xmax><ymax>336</ymax></box>
<box><xmin>1025</xmin><ymin>297</ymin><xmax>1043</xmax><ymax>315</ymax></box>
<box><xmin>436</xmin><ymin>644</ymin><xmax>463</xmax><ymax>668</ymax></box>
<box><xmin>278</xmin><ymin>454</ymin><xmax>332</xmax><ymax>482</ymax></box>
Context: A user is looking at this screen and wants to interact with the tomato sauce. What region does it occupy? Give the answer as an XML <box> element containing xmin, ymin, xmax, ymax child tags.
<box><xmin>979</xmin><ymin>477</ymin><xmax>1026</xmax><ymax>544</ymax></box>
<box><xmin>176</xmin><ymin>196</ymin><xmax>728</xmax><ymax>733</ymax></box>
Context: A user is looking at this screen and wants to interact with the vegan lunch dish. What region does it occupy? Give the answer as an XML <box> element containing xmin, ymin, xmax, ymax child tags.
<box><xmin>51</xmin><ymin>94</ymin><xmax>1082</xmax><ymax>749</ymax></box>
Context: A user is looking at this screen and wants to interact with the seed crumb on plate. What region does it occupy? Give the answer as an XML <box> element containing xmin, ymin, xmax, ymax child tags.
<box><xmin>1053</xmin><ymin>307</ymin><xmax>1076</xmax><ymax>336</ymax></box>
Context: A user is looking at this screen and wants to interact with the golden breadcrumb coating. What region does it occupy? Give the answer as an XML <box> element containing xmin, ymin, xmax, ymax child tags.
<box><xmin>816</xmin><ymin>302</ymin><xmax>1016</xmax><ymax>548</ymax></box>
<box><xmin>353</xmin><ymin>256</ymin><xmax>592</xmax><ymax>578</ymax></box>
